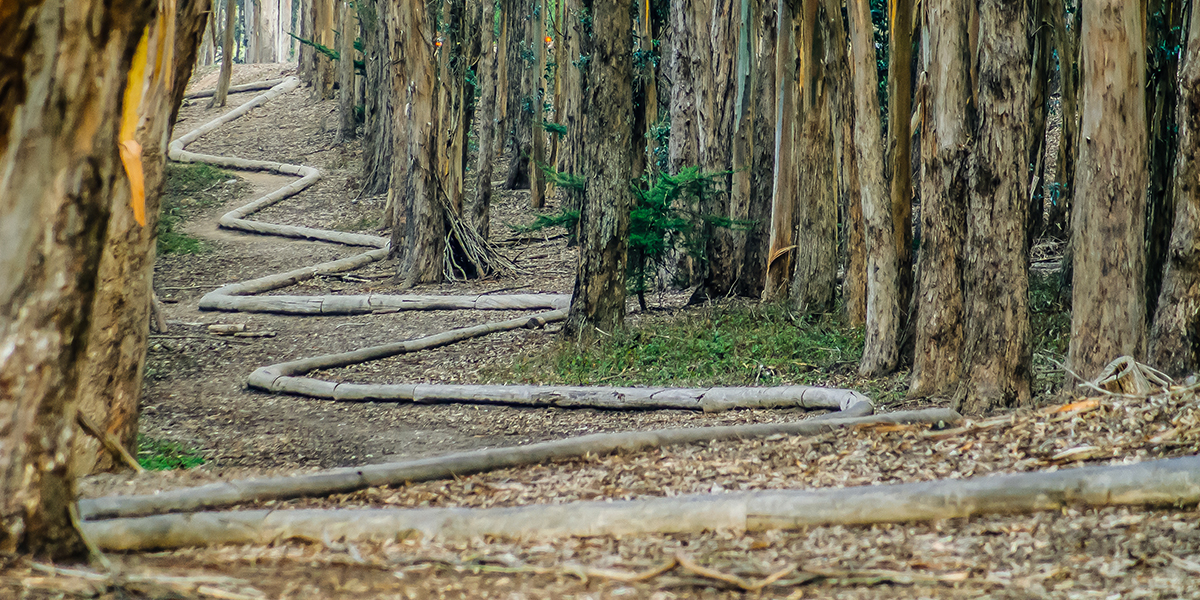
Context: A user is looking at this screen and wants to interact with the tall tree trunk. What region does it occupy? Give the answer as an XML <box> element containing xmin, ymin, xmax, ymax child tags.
<box><xmin>1149</xmin><ymin>2</ymin><xmax>1200</xmax><ymax>378</ymax></box>
<box><xmin>259</xmin><ymin>0</ymin><xmax>282</xmax><ymax>62</ymax></box>
<box><xmin>72</xmin><ymin>0</ymin><xmax>212</xmax><ymax>478</ymax></box>
<box><xmin>1026</xmin><ymin>0</ymin><xmax>1051</xmax><ymax>240</ymax></box>
<box><xmin>436</xmin><ymin>0</ymin><xmax>467</xmax><ymax>216</ymax></box>
<box><xmin>494</xmin><ymin>0</ymin><xmax>510</xmax><ymax>156</ymax></box>
<box><xmin>0</xmin><ymin>0</ymin><xmax>157</xmax><ymax>556</ymax></box>
<box><xmin>564</xmin><ymin>0</ymin><xmax>633</xmax><ymax>338</ymax></box>
<box><xmin>790</xmin><ymin>0</ymin><xmax>837</xmax><ymax>313</ymax></box>
<box><xmin>360</xmin><ymin>0</ymin><xmax>392</xmax><ymax>197</ymax></box>
<box><xmin>299</xmin><ymin>0</ymin><xmax>315</xmax><ymax>83</ymax></box>
<box><xmin>691</xmin><ymin>0</ymin><xmax>741</xmax><ymax>303</ymax></box>
<box><xmin>953</xmin><ymin>0</ymin><xmax>1032</xmax><ymax>414</ymax></box>
<box><xmin>337</xmin><ymin>0</ymin><xmax>357</xmax><ymax>141</ymax></box>
<box><xmin>1145</xmin><ymin>0</ymin><xmax>1185</xmax><ymax>325</ymax></box>
<box><xmin>1046</xmin><ymin>0</ymin><xmax>1078</xmax><ymax>238</ymax></box>
<box><xmin>1068</xmin><ymin>0</ymin><xmax>1148</xmax><ymax>381</ymax></box>
<box><xmin>472</xmin><ymin>0</ymin><xmax>500</xmax><ymax>239</ymax></box>
<box><xmin>886</xmin><ymin>0</ymin><xmax>914</xmax><ymax>333</ymax></box>
<box><xmin>503</xmin><ymin>0</ymin><xmax>534</xmax><ymax>189</ymax></box>
<box><xmin>389</xmin><ymin>0</ymin><xmax>444</xmax><ymax>285</ymax></box>
<box><xmin>210</xmin><ymin>0</ymin><xmax>237</xmax><ymax>108</ymax></box>
<box><xmin>764</xmin><ymin>0</ymin><xmax>797</xmax><ymax>300</ymax></box>
<box><xmin>848</xmin><ymin>0</ymin><xmax>899</xmax><ymax>376</ymax></box>
<box><xmin>556</xmin><ymin>0</ymin><xmax>587</xmax><ymax>230</ymax></box>
<box><xmin>908</xmin><ymin>0</ymin><xmax>969</xmax><ymax>399</ymax></box>
<box><xmin>530</xmin><ymin>0</ymin><xmax>548</xmax><ymax>208</ymax></box>
<box><xmin>735</xmin><ymin>0</ymin><xmax>777</xmax><ymax>299</ymax></box>
<box><xmin>727</xmin><ymin>0</ymin><xmax>754</xmax><ymax>295</ymax></box>
<box><xmin>667</xmin><ymin>4</ymin><xmax>699</xmax><ymax>174</ymax></box>
<box><xmin>313</xmin><ymin>0</ymin><xmax>337</xmax><ymax>99</ymax></box>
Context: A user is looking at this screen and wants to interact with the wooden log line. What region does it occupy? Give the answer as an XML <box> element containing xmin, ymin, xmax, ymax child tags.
<box><xmin>81</xmin><ymin>454</ymin><xmax>1200</xmax><ymax>550</ymax></box>
<box><xmin>183</xmin><ymin>78</ymin><xmax>290</xmax><ymax>99</ymax></box>
<box><xmin>77</xmin><ymin>408</ymin><xmax>959</xmax><ymax>521</ymax></box>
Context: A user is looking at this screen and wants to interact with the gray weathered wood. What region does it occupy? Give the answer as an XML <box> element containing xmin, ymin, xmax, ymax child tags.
<box><xmin>83</xmin><ymin>454</ymin><xmax>1200</xmax><ymax>550</ymax></box>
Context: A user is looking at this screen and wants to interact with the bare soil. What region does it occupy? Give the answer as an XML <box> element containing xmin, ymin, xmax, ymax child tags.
<box><xmin>8</xmin><ymin>65</ymin><xmax>1196</xmax><ymax>600</ymax></box>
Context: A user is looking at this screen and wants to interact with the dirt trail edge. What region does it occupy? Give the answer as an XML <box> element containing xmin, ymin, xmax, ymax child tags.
<box><xmin>168</xmin><ymin>77</ymin><xmax>874</xmax><ymax>414</ymax></box>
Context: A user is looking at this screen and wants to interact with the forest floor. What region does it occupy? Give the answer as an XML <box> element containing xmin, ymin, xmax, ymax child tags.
<box><xmin>5</xmin><ymin>64</ymin><xmax>1200</xmax><ymax>599</ymax></box>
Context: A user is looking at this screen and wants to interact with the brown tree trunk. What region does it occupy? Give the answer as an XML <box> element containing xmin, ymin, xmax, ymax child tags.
<box><xmin>389</xmin><ymin>0</ymin><xmax>444</xmax><ymax>285</ymax></box>
<box><xmin>494</xmin><ymin>0</ymin><xmax>511</xmax><ymax>157</ymax></box>
<box><xmin>886</xmin><ymin>0</ymin><xmax>914</xmax><ymax>331</ymax></box>
<box><xmin>735</xmin><ymin>0</ymin><xmax>777</xmax><ymax>299</ymax></box>
<box><xmin>667</xmin><ymin>3</ymin><xmax>699</xmax><ymax>174</ymax></box>
<box><xmin>472</xmin><ymin>0</ymin><xmax>500</xmax><ymax>239</ymax></box>
<box><xmin>848</xmin><ymin>0</ymin><xmax>899</xmax><ymax>376</ymax></box>
<box><xmin>502</xmin><ymin>0</ymin><xmax>534</xmax><ymax>190</ymax></box>
<box><xmin>529</xmin><ymin>0</ymin><xmax>548</xmax><ymax>208</ymax></box>
<box><xmin>210</xmin><ymin>0</ymin><xmax>237</xmax><ymax>108</ymax></box>
<box><xmin>72</xmin><ymin>0</ymin><xmax>212</xmax><ymax>478</ymax></box>
<box><xmin>764</xmin><ymin>0</ymin><xmax>797</xmax><ymax>300</ymax></box>
<box><xmin>1046</xmin><ymin>0</ymin><xmax>1078</xmax><ymax>238</ymax></box>
<box><xmin>908</xmin><ymin>0</ymin><xmax>969</xmax><ymax>399</ymax></box>
<box><xmin>0</xmin><ymin>0</ymin><xmax>158</xmax><ymax>556</ymax></box>
<box><xmin>953</xmin><ymin>0</ymin><xmax>1032</xmax><ymax>414</ymax></box>
<box><xmin>313</xmin><ymin>0</ymin><xmax>337</xmax><ymax>99</ymax></box>
<box><xmin>299</xmin><ymin>0</ymin><xmax>315</xmax><ymax>83</ymax></box>
<box><xmin>436</xmin><ymin>0</ymin><xmax>467</xmax><ymax>216</ymax></box>
<box><xmin>555</xmin><ymin>0</ymin><xmax>587</xmax><ymax>230</ymax></box>
<box><xmin>790</xmin><ymin>0</ymin><xmax>836</xmax><ymax>313</ymax></box>
<box><xmin>1149</xmin><ymin>3</ymin><xmax>1200</xmax><ymax>378</ymax></box>
<box><xmin>1068</xmin><ymin>0</ymin><xmax>1148</xmax><ymax>382</ymax></box>
<box><xmin>564</xmin><ymin>0</ymin><xmax>633</xmax><ymax>338</ymax></box>
<box><xmin>337</xmin><ymin>0</ymin><xmax>358</xmax><ymax>141</ymax></box>
<box><xmin>726</xmin><ymin>0</ymin><xmax>754</xmax><ymax>295</ymax></box>
<box><xmin>360</xmin><ymin>0</ymin><xmax>392</xmax><ymax>196</ymax></box>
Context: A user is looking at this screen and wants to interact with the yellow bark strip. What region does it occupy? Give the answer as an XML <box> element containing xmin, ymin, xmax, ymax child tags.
<box><xmin>119</xmin><ymin>27</ymin><xmax>151</xmax><ymax>226</ymax></box>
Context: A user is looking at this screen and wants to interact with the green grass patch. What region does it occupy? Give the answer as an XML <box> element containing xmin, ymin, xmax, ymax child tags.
<box><xmin>487</xmin><ymin>301</ymin><xmax>864</xmax><ymax>388</ymax></box>
<box><xmin>136</xmin><ymin>434</ymin><xmax>206</xmax><ymax>471</ymax></box>
<box><xmin>1030</xmin><ymin>270</ymin><xmax>1071</xmax><ymax>394</ymax></box>
<box><xmin>158</xmin><ymin>163</ymin><xmax>238</xmax><ymax>255</ymax></box>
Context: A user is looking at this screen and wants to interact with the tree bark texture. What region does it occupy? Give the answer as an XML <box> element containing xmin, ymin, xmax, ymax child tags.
<box><xmin>790</xmin><ymin>0</ymin><xmax>837</xmax><ymax>313</ymax></box>
<box><xmin>472</xmin><ymin>0</ymin><xmax>500</xmax><ymax>239</ymax></box>
<box><xmin>1149</xmin><ymin>3</ymin><xmax>1200</xmax><ymax>378</ymax></box>
<box><xmin>886</xmin><ymin>0</ymin><xmax>914</xmax><ymax>329</ymax></box>
<box><xmin>667</xmin><ymin>3</ymin><xmax>699</xmax><ymax>174</ymax></box>
<box><xmin>764</xmin><ymin>0</ymin><xmax>797</xmax><ymax>300</ymax></box>
<box><xmin>727</xmin><ymin>0</ymin><xmax>754</xmax><ymax>294</ymax></box>
<box><xmin>848</xmin><ymin>0</ymin><xmax>899</xmax><ymax>376</ymax></box>
<box><xmin>337</xmin><ymin>0</ymin><xmax>358</xmax><ymax>141</ymax></box>
<box><xmin>436</xmin><ymin>0</ymin><xmax>468</xmax><ymax>216</ymax></box>
<box><xmin>564</xmin><ymin>0</ymin><xmax>633</xmax><ymax>338</ymax></box>
<box><xmin>210</xmin><ymin>0</ymin><xmax>237</xmax><ymax>108</ymax></box>
<box><xmin>530</xmin><ymin>0</ymin><xmax>548</xmax><ymax>208</ymax></box>
<box><xmin>0</xmin><ymin>0</ymin><xmax>157</xmax><ymax>556</ymax></box>
<box><xmin>359</xmin><ymin>0</ymin><xmax>392</xmax><ymax>196</ymax></box>
<box><xmin>299</xmin><ymin>0</ymin><xmax>315</xmax><ymax>83</ymax></box>
<box><xmin>692</xmin><ymin>0</ymin><xmax>741</xmax><ymax>302</ymax></box>
<box><xmin>735</xmin><ymin>0</ymin><xmax>777</xmax><ymax>299</ymax></box>
<box><xmin>1046</xmin><ymin>0</ymin><xmax>1078</xmax><ymax>238</ymax></box>
<box><xmin>908</xmin><ymin>0</ymin><xmax>969</xmax><ymax>400</ymax></box>
<box><xmin>1068</xmin><ymin>0</ymin><xmax>1148</xmax><ymax>381</ymax></box>
<box><xmin>72</xmin><ymin>0</ymin><xmax>212</xmax><ymax>479</ymax></box>
<box><xmin>953</xmin><ymin>0</ymin><xmax>1032</xmax><ymax>414</ymax></box>
<box><xmin>313</xmin><ymin>0</ymin><xmax>337</xmax><ymax>99</ymax></box>
<box><xmin>389</xmin><ymin>0</ymin><xmax>444</xmax><ymax>285</ymax></box>
<box><xmin>503</xmin><ymin>0</ymin><xmax>534</xmax><ymax>190</ymax></box>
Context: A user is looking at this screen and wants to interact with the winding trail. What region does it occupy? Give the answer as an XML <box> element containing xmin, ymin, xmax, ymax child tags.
<box><xmin>167</xmin><ymin>77</ymin><xmax>869</xmax><ymax>414</ymax></box>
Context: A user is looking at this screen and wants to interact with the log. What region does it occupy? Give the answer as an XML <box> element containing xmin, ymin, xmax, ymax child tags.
<box><xmin>83</xmin><ymin>454</ymin><xmax>1200</xmax><ymax>550</ymax></box>
<box><xmin>77</xmin><ymin>408</ymin><xmax>957</xmax><ymax>521</ymax></box>
<box><xmin>184</xmin><ymin>78</ymin><xmax>290</xmax><ymax>99</ymax></box>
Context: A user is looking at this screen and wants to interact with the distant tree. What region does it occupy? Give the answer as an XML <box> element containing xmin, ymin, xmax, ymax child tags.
<box><xmin>1068</xmin><ymin>0</ymin><xmax>1148</xmax><ymax>381</ymax></box>
<box><xmin>211</xmin><ymin>0</ymin><xmax>238</xmax><ymax>107</ymax></box>
<box><xmin>564</xmin><ymin>0</ymin><xmax>634</xmax><ymax>338</ymax></box>
<box><xmin>471</xmin><ymin>0</ymin><xmax>501</xmax><ymax>239</ymax></box>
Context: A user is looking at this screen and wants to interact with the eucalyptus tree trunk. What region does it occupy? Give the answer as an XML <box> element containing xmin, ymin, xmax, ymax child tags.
<box><xmin>503</xmin><ymin>0</ymin><xmax>534</xmax><ymax>190</ymax></box>
<box><xmin>886</xmin><ymin>0</ymin><xmax>914</xmax><ymax>328</ymax></box>
<box><xmin>244</xmin><ymin>0</ymin><xmax>260</xmax><ymax>63</ymax></box>
<box><xmin>908</xmin><ymin>0</ymin><xmax>969</xmax><ymax>400</ymax></box>
<box><xmin>735</xmin><ymin>0</ymin><xmax>777</xmax><ymax>299</ymax></box>
<box><xmin>555</xmin><ymin>0</ymin><xmax>587</xmax><ymax>227</ymax></box>
<box><xmin>953</xmin><ymin>0</ymin><xmax>1032</xmax><ymax>415</ymax></box>
<box><xmin>72</xmin><ymin>0</ymin><xmax>212</xmax><ymax>478</ymax></box>
<box><xmin>530</xmin><ymin>0</ymin><xmax>548</xmax><ymax>208</ymax></box>
<box><xmin>1149</xmin><ymin>3</ymin><xmax>1200</xmax><ymax>378</ymax></box>
<box><xmin>848</xmin><ymin>0</ymin><xmax>899</xmax><ymax>376</ymax></box>
<box><xmin>667</xmin><ymin>3</ymin><xmax>699</xmax><ymax>174</ymax></box>
<box><xmin>389</xmin><ymin>0</ymin><xmax>444</xmax><ymax>286</ymax></box>
<box><xmin>436</xmin><ymin>0</ymin><xmax>468</xmax><ymax>216</ymax></box>
<box><xmin>764</xmin><ymin>0</ymin><xmax>797</xmax><ymax>300</ymax></box>
<box><xmin>564</xmin><ymin>0</ymin><xmax>633</xmax><ymax>338</ymax></box>
<box><xmin>472</xmin><ymin>0</ymin><xmax>500</xmax><ymax>239</ymax></box>
<box><xmin>299</xmin><ymin>0</ymin><xmax>315</xmax><ymax>83</ymax></box>
<box><xmin>494</xmin><ymin>0</ymin><xmax>511</xmax><ymax>156</ymax></box>
<box><xmin>728</xmin><ymin>0</ymin><xmax>753</xmax><ymax>282</ymax></box>
<box><xmin>1046</xmin><ymin>0</ymin><xmax>1078</xmax><ymax>238</ymax></box>
<box><xmin>360</xmin><ymin>0</ymin><xmax>392</xmax><ymax>196</ymax></box>
<box><xmin>313</xmin><ymin>0</ymin><xmax>337</xmax><ymax>99</ymax></box>
<box><xmin>210</xmin><ymin>0</ymin><xmax>237</xmax><ymax>108</ymax></box>
<box><xmin>1068</xmin><ymin>0</ymin><xmax>1148</xmax><ymax>381</ymax></box>
<box><xmin>337</xmin><ymin>0</ymin><xmax>358</xmax><ymax>141</ymax></box>
<box><xmin>0</xmin><ymin>0</ymin><xmax>158</xmax><ymax>556</ymax></box>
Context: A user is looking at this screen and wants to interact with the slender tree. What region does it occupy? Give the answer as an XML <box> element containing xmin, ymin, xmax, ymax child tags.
<box><xmin>954</xmin><ymin>0</ymin><xmax>1032</xmax><ymax>414</ymax></box>
<box><xmin>472</xmin><ymin>0</ymin><xmax>500</xmax><ymax>239</ymax></box>
<box><xmin>360</xmin><ymin>0</ymin><xmax>393</xmax><ymax>196</ymax></box>
<box><xmin>1068</xmin><ymin>0</ymin><xmax>1148</xmax><ymax>381</ymax></box>
<box><xmin>564</xmin><ymin>0</ymin><xmax>633</xmax><ymax>338</ymax></box>
<box><xmin>765</xmin><ymin>0</ymin><xmax>797</xmax><ymax>299</ymax></box>
<box><xmin>337</xmin><ymin>0</ymin><xmax>358</xmax><ymax>141</ymax></box>
<box><xmin>886</xmin><ymin>0</ymin><xmax>914</xmax><ymax>328</ymax></box>
<box><xmin>210</xmin><ymin>0</ymin><xmax>237</xmax><ymax>108</ymax></box>
<box><xmin>909</xmin><ymin>0</ymin><xmax>970</xmax><ymax>399</ymax></box>
<box><xmin>1149</xmin><ymin>2</ymin><xmax>1200</xmax><ymax>378</ymax></box>
<box><xmin>735</xmin><ymin>0</ymin><xmax>778</xmax><ymax>299</ymax></box>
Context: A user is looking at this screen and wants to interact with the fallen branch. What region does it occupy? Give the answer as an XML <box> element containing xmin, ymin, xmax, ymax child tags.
<box><xmin>77</xmin><ymin>408</ymin><xmax>954</xmax><ymax>521</ymax></box>
<box><xmin>183</xmin><ymin>78</ymin><xmax>288</xmax><ymax>99</ymax></box>
<box><xmin>83</xmin><ymin>454</ymin><xmax>1200</xmax><ymax>551</ymax></box>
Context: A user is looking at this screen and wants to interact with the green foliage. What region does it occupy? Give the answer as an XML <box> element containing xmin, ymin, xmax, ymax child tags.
<box><xmin>159</xmin><ymin>163</ymin><xmax>233</xmax><ymax>255</ymax></box>
<box><xmin>287</xmin><ymin>32</ymin><xmax>366</xmax><ymax>76</ymax></box>
<box><xmin>539</xmin><ymin>120</ymin><xmax>568</xmax><ymax>136</ymax></box>
<box><xmin>1030</xmin><ymin>270</ymin><xmax>1072</xmax><ymax>393</ymax></box>
<box><xmin>509</xmin><ymin>208</ymin><xmax>580</xmax><ymax>234</ymax></box>
<box><xmin>137</xmin><ymin>435</ymin><xmax>205</xmax><ymax>471</ymax></box>
<box><xmin>489</xmin><ymin>301</ymin><xmax>864</xmax><ymax>388</ymax></box>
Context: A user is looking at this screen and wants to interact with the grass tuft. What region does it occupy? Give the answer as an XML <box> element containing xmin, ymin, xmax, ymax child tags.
<box><xmin>488</xmin><ymin>301</ymin><xmax>864</xmax><ymax>388</ymax></box>
<box><xmin>137</xmin><ymin>434</ymin><xmax>206</xmax><ymax>471</ymax></box>
<box><xmin>158</xmin><ymin>163</ymin><xmax>237</xmax><ymax>255</ymax></box>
